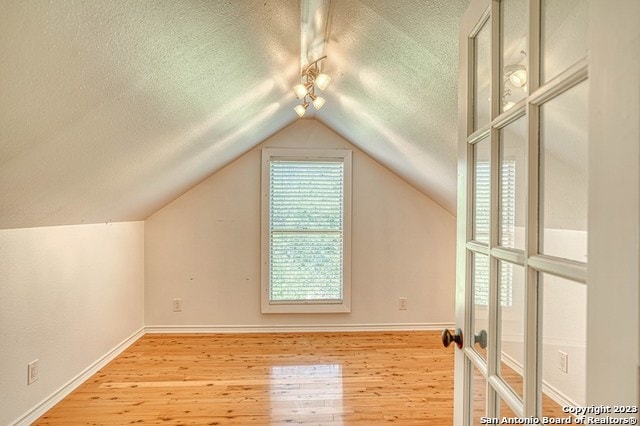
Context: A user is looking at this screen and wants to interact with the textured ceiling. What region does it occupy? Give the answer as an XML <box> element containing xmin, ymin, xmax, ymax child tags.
<box><xmin>317</xmin><ymin>0</ymin><xmax>468</xmax><ymax>212</ymax></box>
<box><xmin>0</xmin><ymin>0</ymin><xmax>468</xmax><ymax>229</ymax></box>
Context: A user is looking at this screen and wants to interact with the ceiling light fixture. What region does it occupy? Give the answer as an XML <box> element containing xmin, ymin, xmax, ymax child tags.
<box><xmin>294</xmin><ymin>103</ymin><xmax>309</xmax><ymax>118</ymax></box>
<box><xmin>293</xmin><ymin>55</ymin><xmax>330</xmax><ymax>117</ymax></box>
<box><xmin>502</xmin><ymin>58</ymin><xmax>528</xmax><ymax>110</ymax></box>
<box><xmin>505</xmin><ymin>64</ymin><xmax>528</xmax><ymax>88</ymax></box>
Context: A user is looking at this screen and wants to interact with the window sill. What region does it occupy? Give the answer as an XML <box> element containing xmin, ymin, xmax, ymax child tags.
<box><xmin>261</xmin><ymin>301</ymin><xmax>351</xmax><ymax>314</ymax></box>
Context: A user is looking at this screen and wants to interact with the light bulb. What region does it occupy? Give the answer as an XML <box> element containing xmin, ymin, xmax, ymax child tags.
<box><xmin>293</xmin><ymin>84</ymin><xmax>308</xmax><ymax>99</ymax></box>
<box><xmin>294</xmin><ymin>104</ymin><xmax>307</xmax><ymax>117</ymax></box>
<box><xmin>509</xmin><ymin>69</ymin><xmax>528</xmax><ymax>88</ymax></box>
<box><xmin>312</xmin><ymin>96</ymin><xmax>325</xmax><ymax>110</ymax></box>
<box><xmin>315</xmin><ymin>73</ymin><xmax>331</xmax><ymax>90</ymax></box>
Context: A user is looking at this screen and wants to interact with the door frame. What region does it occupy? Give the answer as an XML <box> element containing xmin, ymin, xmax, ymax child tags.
<box><xmin>585</xmin><ymin>0</ymin><xmax>639</xmax><ymax>408</ymax></box>
<box><xmin>454</xmin><ymin>0</ymin><xmax>640</xmax><ymax>424</ymax></box>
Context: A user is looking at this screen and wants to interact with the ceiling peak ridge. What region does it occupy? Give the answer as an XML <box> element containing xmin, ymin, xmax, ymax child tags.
<box><xmin>300</xmin><ymin>0</ymin><xmax>332</xmax><ymax>70</ymax></box>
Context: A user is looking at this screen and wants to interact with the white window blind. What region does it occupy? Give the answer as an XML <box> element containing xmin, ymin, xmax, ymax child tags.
<box><xmin>269</xmin><ymin>160</ymin><xmax>344</xmax><ymax>302</ymax></box>
<box><xmin>261</xmin><ymin>149</ymin><xmax>350</xmax><ymax>313</ymax></box>
<box><xmin>475</xmin><ymin>161</ymin><xmax>491</xmax><ymax>243</ymax></box>
<box><xmin>500</xmin><ymin>160</ymin><xmax>517</xmax><ymax>249</ymax></box>
<box><xmin>474</xmin><ymin>160</ymin><xmax>516</xmax><ymax>307</ymax></box>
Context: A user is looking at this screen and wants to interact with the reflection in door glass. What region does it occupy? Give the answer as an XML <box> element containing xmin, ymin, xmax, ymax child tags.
<box><xmin>499</xmin><ymin>117</ymin><xmax>526</xmax><ymax>250</ymax></box>
<box><xmin>472</xmin><ymin>252</ymin><xmax>490</xmax><ymax>361</ymax></box>
<box><xmin>472</xmin><ymin>364</ymin><xmax>488</xmax><ymax>424</ymax></box>
<box><xmin>541</xmin><ymin>0</ymin><xmax>589</xmax><ymax>83</ymax></box>
<box><xmin>498</xmin><ymin>396</ymin><xmax>519</xmax><ymax>418</ymax></box>
<box><xmin>474</xmin><ymin>138</ymin><xmax>491</xmax><ymax>244</ymax></box>
<box><xmin>474</xmin><ymin>18</ymin><xmax>491</xmax><ymax>130</ymax></box>
<box><xmin>501</xmin><ymin>0</ymin><xmax>528</xmax><ymax>112</ymax></box>
<box><xmin>497</xmin><ymin>261</ymin><xmax>525</xmax><ymax>399</ymax></box>
<box><xmin>540</xmin><ymin>273</ymin><xmax>586</xmax><ymax>417</ymax></box>
<box><xmin>539</xmin><ymin>81</ymin><xmax>588</xmax><ymax>262</ymax></box>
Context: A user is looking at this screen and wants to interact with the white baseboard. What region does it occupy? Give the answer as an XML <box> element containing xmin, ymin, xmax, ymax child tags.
<box><xmin>145</xmin><ymin>322</ymin><xmax>454</xmax><ymax>333</ymax></box>
<box><xmin>541</xmin><ymin>381</ymin><xmax>579</xmax><ymax>410</ymax></box>
<box><xmin>11</xmin><ymin>327</ymin><xmax>145</xmax><ymax>426</ymax></box>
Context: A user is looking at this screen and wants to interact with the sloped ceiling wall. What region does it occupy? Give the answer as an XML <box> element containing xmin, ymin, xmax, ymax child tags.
<box><xmin>0</xmin><ymin>0</ymin><xmax>468</xmax><ymax>230</ymax></box>
<box><xmin>319</xmin><ymin>0</ymin><xmax>468</xmax><ymax>213</ymax></box>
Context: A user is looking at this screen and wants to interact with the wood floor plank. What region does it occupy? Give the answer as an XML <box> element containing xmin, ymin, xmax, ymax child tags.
<box><xmin>35</xmin><ymin>331</ymin><xmax>453</xmax><ymax>425</ymax></box>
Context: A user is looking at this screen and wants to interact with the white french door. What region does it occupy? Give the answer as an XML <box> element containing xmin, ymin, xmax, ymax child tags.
<box><xmin>452</xmin><ymin>0</ymin><xmax>639</xmax><ymax>424</ymax></box>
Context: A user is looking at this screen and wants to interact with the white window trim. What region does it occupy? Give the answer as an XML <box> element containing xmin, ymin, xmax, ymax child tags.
<box><xmin>261</xmin><ymin>148</ymin><xmax>352</xmax><ymax>314</ymax></box>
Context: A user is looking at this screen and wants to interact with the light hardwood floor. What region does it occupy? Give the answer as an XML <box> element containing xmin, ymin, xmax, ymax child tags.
<box><xmin>36</xmin><ymin>331</ymin><xmax>454</xmax><ymax>425</ymax></box>
<box><xmin>35</xmin><ymin>331</ymin><xmax>567</xmax><ymax>424</ymax></box>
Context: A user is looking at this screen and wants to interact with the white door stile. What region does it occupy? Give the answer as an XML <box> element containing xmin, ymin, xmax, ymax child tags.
<box><xmin>487</xmin><ymin>0</ymin><xmax>502</xmax><ymax>416</ymax></box>
<box><xmin>523</xmin><ymin>1</ymin><xmax>539</xmax><ymax>412</ymax></box>
<box><xmin>458</xmin><ymin>1</ymin><xmax>491</xmax><ymax>425</ymax></box>
<box><xmin>455</xmin><ymin>1</ymin><xmax>490</xmax><ymax>424</ymax></box>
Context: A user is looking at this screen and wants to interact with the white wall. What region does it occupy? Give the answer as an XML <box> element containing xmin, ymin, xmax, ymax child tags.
<box><xmin>0</xmin><ymin>221</ymin><xmax>145</xmax><ymax>425</ymax></box>
<box><xmin>145</xmin><ymin>120</ymin><xmax>456</xmax><ymax>329</ymax></box>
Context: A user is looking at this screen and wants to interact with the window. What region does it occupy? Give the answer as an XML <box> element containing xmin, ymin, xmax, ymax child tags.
<box><xmin>474</xmin><ymin>160</ymin><xmax>515</xmax><ymax>307</ymax></box>
<box><xmin>261</xmin><ymin>148</ymin><xmax>352</xmax><ymax>313</ymax></box>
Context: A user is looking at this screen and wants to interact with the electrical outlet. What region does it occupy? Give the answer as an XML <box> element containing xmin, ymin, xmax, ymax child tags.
<box><xmin>172</xmin><ymin>298</ymin><xmax>182</xmax><ymax>312</ymax></box>
<box><xmin>27</xmin><ymin>360</ymin><xmax>39</xmax><ymax>385</ymax></box>
<box><xmin>399</xmin><ymin>297</ymin><xmax>408</xmax><ymax>310</ymax></box>
<box><xmin>558</xmin><ymin>351</ymin><xmax>568</xmax><ymax>373</ymax></box>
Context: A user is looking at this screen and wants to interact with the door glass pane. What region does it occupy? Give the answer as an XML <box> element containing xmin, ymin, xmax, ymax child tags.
<box><xmin>472</xmin><ymin>364</ymin><xmax>488</xmax><ymax>424</ymax></box>
<box><xmin>539</xmin><ymin>81</ymin><xmax>588</xmax><ymax>262</ymax></box>
<box><xmin>473</xmin><ymin>138</ymin><xmax>491</xmax><ymax>244</ymax></box>
<box><xmin>497</xmin><ymin>261</ymin><xmax>525</xmax><ymax>399</ymax></box>
<box><xmin>472</xmin><ymin>252</ymin><xmax>490</xmax><ymax>360</ymax></box>
<box><xmin>474</xmin><ymin>18</ymin><xmax>491</xmax><ymax>130</ymax></box>
<box><xmin>501</xmin><ymin>0</ymin><xmax>528</xmax><ymax>112</ymax></box>
<box><xmin>540</xmin><ymin>273</ymin><xmax>586</xmax><ymax>417</ymax></box>
<box><xmin>498</xmin><ymin>396</ymin><xmax>518</xmax><ymax>418</ymax></box>
<box><xmin>499</xmin><ymin>117</ymin><xmax>526</xmax><ymax>250</ymax></box>
<box><xmin>541</xmin><ymin>0</ymin><xmax>589</xmax><ymax>83</ymax></box>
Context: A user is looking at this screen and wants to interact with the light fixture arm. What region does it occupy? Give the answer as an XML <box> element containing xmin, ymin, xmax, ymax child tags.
<box><xmin>302</xmin><ymin>55</ymin><xmax>327</xmax><ymax>76</ymax></box>
<box><xmin>293</xmin><ymin>55</ymin><xmax>330</xmax><ymax>117</ymax></box>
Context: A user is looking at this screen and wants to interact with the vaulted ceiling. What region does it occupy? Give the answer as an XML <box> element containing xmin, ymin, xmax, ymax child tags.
<box><xmin>0</xmin><ymin>0</ymin><xmax>469</xmax><ymax>230</ymax></box>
